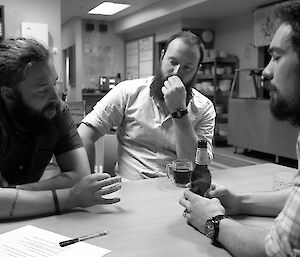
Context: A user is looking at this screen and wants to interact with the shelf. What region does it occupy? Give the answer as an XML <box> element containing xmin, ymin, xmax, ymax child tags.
<box><xmin>216</xmin><ymin>113</ymin><xmax>228</xmax><ymax>123</ymax></box>
<box><xmin>197</xmin><ymin>74</ymin><xmax>234</xmax><ymax>80</ymax></box>
<box><xmin>198</xmin><ymin>91</ymin><xmax>214</xmax><ymax>96</ymax></box>
<box><xmin>217</xmin><ymin>112</ymin><xmax>228</xmax><ymax>119</ymax></box>
<box><xmin>202</xmin><ymin>56</ymin><xmax>238</xmax><ymax>63</ymax></box>
<box><xmin>216</xmin><ymin>91</ymin><xmax>230</xmax><ymax>96</ymax></box>
<box><xmin>213</xmin><ymin>134</ymin><xmax>227</xmax><ymax>145</ymax></box>
<box><xmin>197</xmin><ymin>55</ymin><xmax>239</xmax><ymax>144</ymax></box>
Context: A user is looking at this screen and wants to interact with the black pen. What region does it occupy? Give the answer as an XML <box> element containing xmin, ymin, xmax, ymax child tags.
<box><xmin>59</xmin><ymin>231</ymin><xmax>109</xmax><ymax>247</ymax></box>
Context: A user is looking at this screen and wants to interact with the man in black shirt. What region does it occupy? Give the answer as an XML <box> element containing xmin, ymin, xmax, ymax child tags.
<box><xmin>0</xmin><ymin>37</ymin><xmax>121</xmax><ymax>220</ymax></box>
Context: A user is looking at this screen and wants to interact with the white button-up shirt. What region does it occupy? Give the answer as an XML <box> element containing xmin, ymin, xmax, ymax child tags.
<box><xmin>82</xmin><ymin>77</ymin><xmax>215</xmax><ymax>180</ymax></box>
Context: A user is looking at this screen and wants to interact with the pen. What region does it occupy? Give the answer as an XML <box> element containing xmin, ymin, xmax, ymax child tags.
<box><xmin>59</xmin><ymin>231</ymin><xmax>109</xmax><ymax>247</ymax></box>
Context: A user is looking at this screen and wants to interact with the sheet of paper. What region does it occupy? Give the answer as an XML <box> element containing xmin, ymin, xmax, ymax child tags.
<box><xmin>0</xmin><ymin>225</ymin><xmax>111</xmax><ymax>257</ymax></box>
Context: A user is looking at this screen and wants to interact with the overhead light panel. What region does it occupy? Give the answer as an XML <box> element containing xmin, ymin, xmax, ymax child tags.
<box><xmin>88</xmin><ymin>2</ymin><xmax>130</xmax><ymax>15</ymax></box>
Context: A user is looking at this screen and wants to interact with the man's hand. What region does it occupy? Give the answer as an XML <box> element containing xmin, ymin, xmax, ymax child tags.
<box><xmin>69</xmin><ymin>173</ymin><xmax>121</xmax><ymax>207</ymax></box>
<box><xmin>161</xmin><ymin>75</ymin><xmax>186</xmax><ymax>113</ymax></box>
<box><xmin>179</xmin><ymin>189</ymin><xmax>225</xmax><ymax>233</ymax></box>
<box><xmin>206</xmin><ymin>184</ymin><xmax>241</xmax><ymax>215</ymax></box>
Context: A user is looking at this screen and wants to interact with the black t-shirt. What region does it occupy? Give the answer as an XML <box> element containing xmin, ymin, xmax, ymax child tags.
<box><xmin>0</xmin><ymin>100</ymin><xmax>83</xmax><ymax>185</ymax></box>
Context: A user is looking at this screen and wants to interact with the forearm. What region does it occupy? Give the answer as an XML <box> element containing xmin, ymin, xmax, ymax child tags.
<box><xmin>218</xmin><ymin>218</ymin><xmax>268</xmax><ymax>257</ymax></box>
<box><xmin>172</xmin><ymin>115</ymin><xmax>198</xmax><ymax>161</ymax></box>
<box><xmin>0</xmin><ymin>187</ymin><xmax>74</xmax><ymax>220</ymax></box>
<box><xmin>17</xmin><ymin>171</ymin><xmax>80</xmax><ymax>191</ymax></box>
<box><xmin>237</xmin><ymin>188</ymin><xmax>291</xmax><ymax>217</ymax></box>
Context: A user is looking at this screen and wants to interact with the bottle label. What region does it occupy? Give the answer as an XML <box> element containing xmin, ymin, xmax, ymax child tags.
<box><xmin>195</xmin><ymin>149</ymin><xmax>209</xmax><ymax>165</ymax></box>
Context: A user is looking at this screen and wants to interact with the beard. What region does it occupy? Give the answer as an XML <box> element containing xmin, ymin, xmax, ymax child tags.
<box><xmin>150</xmin><ymin>65</ymin><xmax>197</xmax><ymax>105</ymax></box>
<box><xmin>269</xmin><ymin>83</ymin><xmax>300</xmax><ymax>127</ymax></box>
<box><xmin>11</xmin><ymin>90</ymin><xmax>60</xmax><ymax>134</ymax></box>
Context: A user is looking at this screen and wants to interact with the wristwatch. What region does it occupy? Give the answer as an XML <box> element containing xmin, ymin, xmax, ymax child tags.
<box><xmin>171</xmin><ymin>109</ymin><xmax>188</xmax><ymax>118</ymax></box>
<box><xmin>205</xmin><ymin>214</ymin><xmax>227</xmax><ymax>242</ymax></box>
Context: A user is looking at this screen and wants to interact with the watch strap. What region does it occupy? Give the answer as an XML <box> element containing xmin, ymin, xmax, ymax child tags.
<box><xmin>212</xmin><ymin>214</ymin><xmax>226</xmax><ymax>241</ymax></box>
<box><xmin>208</xmin><ymin>214</ymin><xmax>227</xmax><ymax>242</ymax></box>
<box><xmin>171</xmin><ymin>109</ymin><xmax>188</xmax><ymax>118</ymax></box>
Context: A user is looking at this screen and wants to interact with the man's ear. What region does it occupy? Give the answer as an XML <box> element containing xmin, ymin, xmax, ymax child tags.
<box><xmin>0</xmin><ymin>86</ymin><xmax>16</xmax><ymax>103</ymax></box>
<box><xmin>160</xmin><ymin>49</ymin><xmax>165</xmax><ymax>61</ymax></box>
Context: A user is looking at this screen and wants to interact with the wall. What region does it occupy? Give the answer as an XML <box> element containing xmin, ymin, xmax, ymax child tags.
<box><xmin>81</xmin><ymin>20</ymin><xmax>124</xmax><ymax>90</ymax></box>
<box><xmin>125</xmin><ymin>13</ymin><xmax>260</xmax><ymax>98</ymax></box>
<box><xmin>125</xmin><ymin>18</ymin><xmax>213</xmax><ymax>43</ymax></box>
<box><xmin>124</xmin><ymin>18</ymin><xmax>214</xmax><ymax>68</ymax></box>
<box><xmin>61</xmin><ymin>17</ymin><xmax>83</xmax><ymax>101</ymax></box>
<box><xmin>124</xmin><ymin>19</ymin><xmax>182</xmax><ymax>43</ymax></box>
<box><xmin>0</xmin><ymin>0</ymin><xmax>62</xmax><ymax>89</ymax></box>
<box><xmin>214</xmin><ymin>11</ymin><xmax>259</xmax><ymax>97</ymax></box>
<box><xmin>62</xmin><ymin>19</ymin><xmax>125</xmax><ymax>101</ymax></box>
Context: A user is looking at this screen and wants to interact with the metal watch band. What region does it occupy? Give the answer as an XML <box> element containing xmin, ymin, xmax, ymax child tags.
<box><xmin>171</xmin><ymin>109</ymin><xmax>188</xmax><ymax>118</ymax></box>
<box><xmin>212</xmin><ymin>214</ymin><xmax>227</xmax><ymax>242</ymax></box>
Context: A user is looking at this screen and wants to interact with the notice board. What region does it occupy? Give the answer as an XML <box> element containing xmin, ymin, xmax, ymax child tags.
<box><xmin>125</xmin><ymin>35</ymin><xmax>154</xmax><ymax>80</ymax></box>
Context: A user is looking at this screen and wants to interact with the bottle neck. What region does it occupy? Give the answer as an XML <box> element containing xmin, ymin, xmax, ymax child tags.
<box><xmin>195</xmin><ymin>147</ymin><xmax>209</xmax><ymax>165</ymax></box>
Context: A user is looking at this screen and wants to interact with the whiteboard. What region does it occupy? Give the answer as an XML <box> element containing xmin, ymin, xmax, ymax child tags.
<box><xmin>125</xmin><ymin>35</ymin><xmax>154</xmax><ymax>80</ymax></box>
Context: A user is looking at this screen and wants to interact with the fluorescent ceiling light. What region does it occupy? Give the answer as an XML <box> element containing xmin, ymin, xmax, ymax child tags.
<box><xmin>88</xmin><ymin>2</ymin><xmax>130</xmax><ymax>15</ymax></box>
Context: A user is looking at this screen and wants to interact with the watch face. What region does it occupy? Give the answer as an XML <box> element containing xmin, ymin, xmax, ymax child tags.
<box><xmin>171</xmin><ymin>109</ymin><xmax>188</xmax><ymax>118</ymax></box>
<box><xmin>205</xmin><ymin>220</ymin><xmax>214</xmax><ymax>239</ymax></box>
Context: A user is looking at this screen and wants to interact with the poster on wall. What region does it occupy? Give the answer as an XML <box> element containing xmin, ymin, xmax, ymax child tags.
<box><xmin>253</xmin><ymin>4</ymin><xmax>278</xmax><ymax>47</ymax></box>
<box><xmin>84</xmin><ymin>44</ymin><xmax>114</xmax><ymax>77</ymax></box>
<box><xmin>139</xmin><ymin>36</ymin><xmax>153</xmax><ymax>78</ymax></box>
<box><xmin>125</xmin><ymin>35</ymin><xmax>154</xmax><ymax>80</ymax></box>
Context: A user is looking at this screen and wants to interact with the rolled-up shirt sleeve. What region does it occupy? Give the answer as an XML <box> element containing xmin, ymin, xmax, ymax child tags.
<box><xmin>189</xmin><ymin>90</ymin><xmax>216</xmax><ymax>160</ymax></box>
<box><xmin>82</xmin><ymin>82</ymin><xmax>127</xmax><ymax>136</ymax></box>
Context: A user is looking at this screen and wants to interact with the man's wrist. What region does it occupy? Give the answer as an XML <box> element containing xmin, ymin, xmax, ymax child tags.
<box><xmin>205</xmin><ymin>214</ymin><xmax>227</xmax><ymax>242</ymax></box>
<box><xmin>237</xmin><ymin>193</ymin><xmax>252</xmax><ymax>214</ymax></box>
<box><xmin>65</xmin><ymin>187</ymin><xmax>77</xmax><ymax>210</ymax></box>
<box><xmin>171</xmin><ymin>109</ymin><xmax>188</xmax><ymax>119</ymax></box>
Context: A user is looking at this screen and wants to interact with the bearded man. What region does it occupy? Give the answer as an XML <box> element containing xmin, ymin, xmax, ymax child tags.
<box><xmin>179</xmin><ymin>1</ymin><xmax>300</xmax><ymax>256</ymax></box>
<box><xmin>79</xmin><ymin>31</ymin><xmax>216</xmax><ymax>180</ymax></box>
<box><xmin>0</xmin><ymin>38</ymin><xmax>121</xmax><ymax>220</ymax></box>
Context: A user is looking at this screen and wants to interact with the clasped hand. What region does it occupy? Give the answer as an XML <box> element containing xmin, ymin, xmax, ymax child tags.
<box><xmin>179</xmin><ymin>184</ymin><xmax>240</xmax><ymax>233</ymax></box>
<box><xmin>161</xmin><ymin>76</ymin><xmax>187</xmax><ymax>112</ymax></box>
<box><xmin>70</xmin><ymin>173</ymin><xmax>121</xmax><ymax>207</ymax></box>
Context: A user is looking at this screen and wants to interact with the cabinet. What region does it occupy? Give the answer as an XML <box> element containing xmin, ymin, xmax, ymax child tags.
<box><xmin>196</xmin><ymin>56</ymin><xmax>239</xmax><ymax>143</ymax></box>
<box><xmin>228</xmin><ymin>98</ymin><xmax>298</xmax><ymax>160</ymax></box>
<box><xmin>82</xmin><ymin>92</ymin><xmax>107</xmax><ymax>114</ymax></box>
<box><xmin>0</xmin><ymin>5</ymin><xmax>4</xmax><ymax>42</ymax></box>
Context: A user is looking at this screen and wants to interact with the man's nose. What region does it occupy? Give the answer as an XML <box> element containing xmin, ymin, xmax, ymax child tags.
<box><xmin>50</xmin><ymin>86</ymin><xmax>59</xmax><ymax>100</ymax></box>
<box><xmin>262</xmin><ymin>61</ymin><xmax>273</xmax><ymax>81</ymax></box>
<box><xmin>172</xmin><ymin>64</ymin><xmax>181</xmax><ymax>75</ymax></box>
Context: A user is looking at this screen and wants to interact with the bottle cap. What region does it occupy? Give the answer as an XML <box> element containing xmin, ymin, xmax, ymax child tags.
<box><xmin>198</xmin><ymin>140</ymin><xmax>207</xmax><ymax>148</ymax></box>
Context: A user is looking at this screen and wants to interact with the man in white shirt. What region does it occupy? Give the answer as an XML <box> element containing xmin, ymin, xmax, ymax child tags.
<box><xmin>79</xmin><ymin>31</ymin><xmax>215</xmax><ymax>180</ymax></box>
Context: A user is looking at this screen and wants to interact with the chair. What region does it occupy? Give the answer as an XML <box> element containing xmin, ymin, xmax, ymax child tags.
<box><xmin>102</xmin><ymin>134</ymin><xmax>118</xmax><ymax>176</ymax></box>
<box><xmin>66</xmin><ymin>101</ymin><xmax>86</xmax><ymax>126</ymax></box>
<box><xmin>94</xmin><ymin>134</ymin><xmax>118</xmax><ymax>177</ymax></box>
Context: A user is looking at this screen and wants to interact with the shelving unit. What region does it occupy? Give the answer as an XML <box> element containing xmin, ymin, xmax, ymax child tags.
<box><xmin>0</xmin><ymin>5</ymin><xmax>4</xmax><ymax>42</ymax></box>
<box><xmin>196</xmin><ymin>56</ymin><xmax>239</xmax><ymax>144</ymax></box>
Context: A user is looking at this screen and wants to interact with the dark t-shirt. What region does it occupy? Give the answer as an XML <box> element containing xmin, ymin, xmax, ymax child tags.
<box><xmin>0</xmin><ymin>100</ymin><xmax>83</xmax><ymax>185</ymax></box>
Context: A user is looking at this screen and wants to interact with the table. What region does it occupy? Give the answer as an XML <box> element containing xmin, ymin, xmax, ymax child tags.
<box><xmin>0</xmin><ymin>163</ymin><xmax>297</xmax><ymax>257</ymax></box>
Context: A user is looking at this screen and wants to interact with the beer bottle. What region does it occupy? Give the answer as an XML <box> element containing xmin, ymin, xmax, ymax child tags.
<box><xmin>190</xmin><ymin>140</ymin><xmax>212</xmax><ymax>196</ymax></box>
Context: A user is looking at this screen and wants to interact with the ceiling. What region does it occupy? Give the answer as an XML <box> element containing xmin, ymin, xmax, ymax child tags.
<box><xmin>61</xmin><ymin>0</ymin><xmax>280</xmax><ymax>34</ymax></box>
